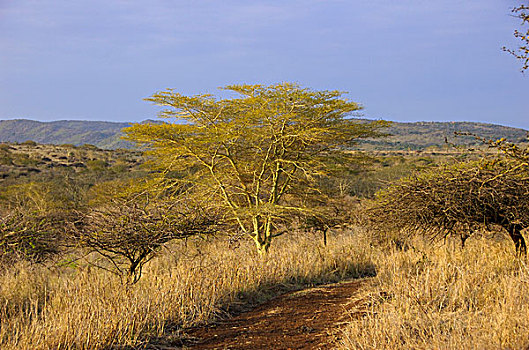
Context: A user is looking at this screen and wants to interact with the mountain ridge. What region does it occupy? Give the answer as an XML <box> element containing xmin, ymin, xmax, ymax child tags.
<box><xmin>0</xmin><ymin>118</ymin><xmax>527</xmax><ymax>150</ymax></box>
<box><xmin>0</xmin><ymin>119</ymin><xmax>133</xmax><ymax>149</ymax></box>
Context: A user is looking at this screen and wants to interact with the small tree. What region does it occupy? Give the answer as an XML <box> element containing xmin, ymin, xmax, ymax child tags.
<box><xmin>367</xmin><ymin>154</ymin><xmax>529</xmax><ymax>255</ymax></box>
<box><xmin>125</xmin><ymin>83</ymin><xmax>386</xmax><ymax>253</ymax></box>
<box><xmin>125</xmin><ymin>83</ymin><xmax>387</xmax><ymax>253</ymax></box>
<box><xmin>74</xmin><ymin>199</ymin><xmax>219</xmax><ymax>283</ymax></box>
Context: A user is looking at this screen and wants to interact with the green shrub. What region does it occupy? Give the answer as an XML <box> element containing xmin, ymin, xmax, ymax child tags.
<box><xmin>21</xmin><ymin>140</ymin><xmax>37</xmax><ymax>146</ymax></box>
<box><xmin>86</xmin><ymin>159</ymin><xmax>108</xmax><ymax>171</ymax></box>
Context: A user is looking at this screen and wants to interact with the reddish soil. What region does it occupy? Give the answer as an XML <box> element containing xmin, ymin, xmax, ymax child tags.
<box><xmin>179</xmin><ymin>279</ymin><xmax>366</xmax><ymax>350</ymax></box>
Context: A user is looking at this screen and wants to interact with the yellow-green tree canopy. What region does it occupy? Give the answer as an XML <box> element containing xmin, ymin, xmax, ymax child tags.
<box><xmin>125</xmin><ymin>82</ymin><xmax>388</xmax><ymax>253</ymax></box>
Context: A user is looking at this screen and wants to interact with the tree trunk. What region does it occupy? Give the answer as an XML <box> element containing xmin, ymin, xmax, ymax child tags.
<box><xmin>508</xmin><ymin>224</ymin><xmax>527</xmax><ymax>256</ymax></box>
<box><xmin>254</xmin><ymin>237</ymin><xmax>270</xmax><ymax>255</ymax></box>
<box><xmin>460</xmin><ymin>232</ymin><xmax>470</xmax><ymax>249</ymax></box>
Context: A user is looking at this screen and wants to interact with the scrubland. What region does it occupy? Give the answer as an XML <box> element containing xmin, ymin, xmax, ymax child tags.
<box><xmin>2</xmin><ymin>140</ymin><xmax>529</xmax><ymax>349</ymax></box>
<box><xmin>0</xmin><ymin>231</ymin><xmax>373</xmax><ymax>349</ymax></box>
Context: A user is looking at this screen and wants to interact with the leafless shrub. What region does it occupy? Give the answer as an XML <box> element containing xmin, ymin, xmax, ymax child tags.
<box><xmin>298</xmin><ymin>196</ymin><xmax>361</xmax><ymax>246</ymax></box>
<box><xmin>0</xmin><ymin>211</ymin><xmax>63</xmax><ymax>265</ymax></box>
<box><xmin>73</xmin><ymin>199</ymin><xmax>221</xmax><ymax>283</ymax></box>
<box><xmin>366</xmin><ymin>157</ymin><xmax>529</xmax><ymax>255</ymax></box>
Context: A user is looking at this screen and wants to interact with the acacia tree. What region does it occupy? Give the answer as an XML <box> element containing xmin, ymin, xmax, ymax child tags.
<box><xmin>74</xmin><ymin>198</ymin><xmax>219</xmax><ymax>283</ymax></box>
<box><xmin>125</xmin><ymin>83</ymin><xmax>387</xmax><ymax>253</ymax></box>
<box><xmin>503</xmin><ymin>3</ymin><xmax>529</xmax><ymax>72</ymax></box>
<box><xmin>366</xmin><ymin>150</ymin><xmax>529</xmax><ymax>255</ymax></box>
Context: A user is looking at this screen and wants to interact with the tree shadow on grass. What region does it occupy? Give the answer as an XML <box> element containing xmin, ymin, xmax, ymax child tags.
<box><xmin>111</xmin><ymin>259</ymin><xmax>377</xmax><ymax>350</ymax></box>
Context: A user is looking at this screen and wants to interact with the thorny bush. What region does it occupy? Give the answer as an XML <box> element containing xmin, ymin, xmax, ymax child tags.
<box><xmin>73</xmin><ymin>199</ymin><xmax>221</xmax><ymax>283</ymax></box>
<box><xmin>367</xmin><ymin>139</ymin><xmax>529</xmax><ymax>255</ymax></box>
<box><xmin>0</xmin><ymin>211</ymin><xmax>65</xmax><ymax>265</ymax></box>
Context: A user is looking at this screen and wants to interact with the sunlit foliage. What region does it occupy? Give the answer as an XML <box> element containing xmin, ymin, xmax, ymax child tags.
<box><xmin>125</xmin><ymin>82</ymin><xmax>388</xmax><ymax>253</ymax></box>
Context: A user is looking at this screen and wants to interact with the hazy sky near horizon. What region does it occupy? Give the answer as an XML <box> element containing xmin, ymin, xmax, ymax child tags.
<box><xmin>1</xmin><ymin>0</ymin><xmax>528</xmax><ymax>129</ymax></box>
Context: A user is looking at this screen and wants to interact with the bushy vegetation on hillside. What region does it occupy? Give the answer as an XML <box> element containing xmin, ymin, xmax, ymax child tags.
<box><xmin>357</xmin><ymin>120</ymin><xmax>529</xmax><ymax>151</ymax></box>
<box><xmin>0</xmin><ymin>143</ymin><xmax>148</xmax><ymax>265</ymax></box>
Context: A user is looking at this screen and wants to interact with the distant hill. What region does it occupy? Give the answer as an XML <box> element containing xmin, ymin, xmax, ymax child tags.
<box><xmin>0</xmin><ymin>119</ymin><xmax>133</xmax><ymax>149</ymax></box>
<box><xmin>0</xmin><ymin>119</ymin><xmax>527</xmax><ymax>150</ymax></box>
<box><xmin>357</xmin><ymin>120</ymin><xmax>528</xmax><ymax>150</ymax></box>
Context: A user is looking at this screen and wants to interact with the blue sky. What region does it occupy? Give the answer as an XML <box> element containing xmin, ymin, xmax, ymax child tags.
<box><xmin>1</xmin><ymin>0</ymin><xmax>528</xmax><ymax>129</ymax></box>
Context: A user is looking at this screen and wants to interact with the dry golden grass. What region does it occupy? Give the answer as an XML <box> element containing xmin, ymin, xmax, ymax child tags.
<box><xmin>0</xmin><ymin>231</ymin><xmax>373</xmax><ymax>349</ymax></box>
<box><xmin>339</xmin><ymin>234</ymin><xmax>529</xmax><ymax>350</ymax></box>
<box><xmin>3</xmin><ymin>226</ymin><xmax>528</xmax><ymax>349</ymax></box>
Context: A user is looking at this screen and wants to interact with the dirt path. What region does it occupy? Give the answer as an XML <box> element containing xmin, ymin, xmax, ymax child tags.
<box><xmin>179</xmin><ymin>279</ymin><xmax>366</xmax><ymax>350</ymax></box>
